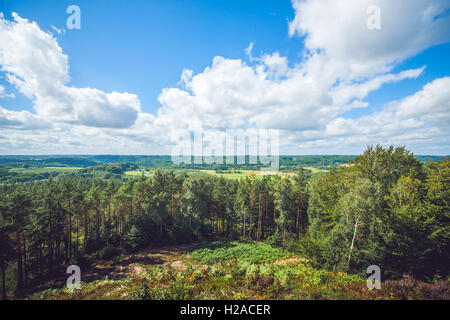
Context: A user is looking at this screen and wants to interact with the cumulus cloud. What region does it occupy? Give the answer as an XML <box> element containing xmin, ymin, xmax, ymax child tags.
<box><xmin>323</xmin><ymin>76</ymin><xmax>450</xmax><ymax>153</ymax></box>
<box><xmin>0</xmin><ymin>13</ymin><xmax>140</xmax><ymax>128</ymax></box>
<box><xmin>147</xmin><ymin>0</ymin><xmax>450</xmax><ymax>154</ymax></box>
<box><xmin>153</xmin><ymin>47</ymin><xmax>428</xmax><ymax>137</ymax></box>
<box><xmin>288</xmin><ymin>0</ymin><xmax>450</xmax><ymax>77</ymax></box>
<box><xmin>395</xmin><ymin>77</ymin><xmax>450</xmax><ymax>126</ymax></box>
<box><xmin>0</xmin><ymin>1</ymin><xmax>449</xmax><ymax>155</ymax></box>
<box><xmin>331</xmin><ymin>67</ymin><xmax>426</xmax><ymax>106</ymax></box>
<box><xmin>0</xmin><ymin>106</ymin><xmax>52</xmax><ymax>130</ymax></box>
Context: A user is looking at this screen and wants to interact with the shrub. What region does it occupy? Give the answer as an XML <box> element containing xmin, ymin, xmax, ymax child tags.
<box><xmin>97</xmin><ymin>245</ymin><xmax>120</xmax><ymax>260</ymax></box>
<box><xmin>383</xmin><ymin>275</ymin><xmax>450</xmax><ymax>300</ymax></box>
<box><xmin>189</xmin><ymin>241</ymin><xmax>290</xmax><ymax>264</ymax></box>
<box><xmin>125</xmin><ymin>225</ymin><xmax>149</xmax><ymax>251</ymax></box>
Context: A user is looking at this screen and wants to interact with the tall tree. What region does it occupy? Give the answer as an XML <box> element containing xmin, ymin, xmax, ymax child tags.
<box><xmin>293</xmin><ymin>167</ymin><xmax>308</xmax><ymax>233</ymax></box>
<box><xmin>4</xmin><ymin>190</ymin><xmax>32</xmax><ymax>296</ymax></box>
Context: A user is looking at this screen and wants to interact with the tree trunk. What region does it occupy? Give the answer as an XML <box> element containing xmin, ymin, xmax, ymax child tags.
<box><xmin>48</xmin><ymin>238</ymin><xmax>54</xmax><ymax>275</ymax></box>
<box><xmin>347</xmin><ymin>215</ymin><xmax>361</xmax><ymax>269</ymax></box>
<box><xmin>273</xmin><ymin>207</ymin><xmax>277</xmax><ymax>234</ymax></box>
<box><xmin>243</xmin><ymin>211</ymin><xmax>246</xmax><ymax>237</ymax></box>
<box><xmin>68</xmin><ymin>191</ymin><xmax>72</xmax><ymax>261</ymax></box>
<box><xmin>296</xmin><ymin>193</ymin><xmax>302</xmax><ymax>233</ymax></box>
<box><xmin>171</xmin><ymin>194</ymin><xmax>175</xmax><ymax>217</ymax></box>
<box><xmin>23</xmin><ymin>236</ymin><xmax>27</xmax><ymax>287</ymax></box>
<box><xmin>257</xmin><ymin>194</ymin><xmax>263</xmax><ymax>240</ymax></box>
<box><xmin>265</xmin><ymin>194</ymin><xmax>268</xmax><ymax>237</ymax></box>
<box><xmin>250</xmin><ymin>195</ymin><xmax>255</xmax><ymax>239</ymax></box>
<box><xmin>69</xmin><ymin>212</ymin><xmax>72</xmax><ymax>261</ymax></box>
<box><xmin>96</xmin><ymin>211</ymin><xmax>100</xmax><ymax>241</ymax></box>
<box><xmin>38</xmin><ymin>241</ymin><xmax>42</xmax><ymax>277</ymax></box>
<box><xmin>76</xmin><ymin>221</ymin><xmax>79</xmax><ymax>256</ymax></box>
<box><xmin>84</xmin><ymin>209</ymin><xmax>89</xmax><ymax>251</ymax></box>
<box><xmin>16</xmin><ymin>227</ymin><xmax>23</xmax><ymax>295</ymax></box>
<box><xmin>1</xmin><ymin>261</ymin><xmax>6</xmax><ymax>300</ymax></box>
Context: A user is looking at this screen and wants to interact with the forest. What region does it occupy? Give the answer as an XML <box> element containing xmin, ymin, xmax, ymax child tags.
<box><xmin>0</xmin><ymin>145</ymin><xmax>448</xmax><ymax>300</ymax></box>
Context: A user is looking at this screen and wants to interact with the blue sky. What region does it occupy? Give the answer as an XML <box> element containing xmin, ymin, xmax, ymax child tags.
<box><xmin>0</xmin><ymin>0</ymin><xmax>449</xmax><ymax>155</ymax></box>
<box><xmin>0</xmin><ymin>0</ymin><xmax>305</xmax><ymax>114</ymax></box>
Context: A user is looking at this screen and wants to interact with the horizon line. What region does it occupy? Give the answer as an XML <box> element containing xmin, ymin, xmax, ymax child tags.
<box><xmin>0</xmin><ymin>154</ymin><xmax>448</xmax><ymax>157</ymax></box>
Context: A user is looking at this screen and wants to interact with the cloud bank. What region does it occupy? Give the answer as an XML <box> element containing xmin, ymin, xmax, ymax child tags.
<box><xmin>0</xmin><ymin>0</ymin><xmax>449</xmax><ymax>155</ymax></box>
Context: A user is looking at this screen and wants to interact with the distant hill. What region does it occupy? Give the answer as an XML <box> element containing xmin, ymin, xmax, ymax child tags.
<box><xmin>0</xmin><ymin>154</ymin><xmax>446</xmax><ymax>168</ymax></box>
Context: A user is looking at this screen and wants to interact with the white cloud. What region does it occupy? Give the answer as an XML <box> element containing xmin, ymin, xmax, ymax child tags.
<box><xmin>261</xmin><ymin>52</ymin><xmax>289</xmax><ymax>78</ymax></box>
<box><xmin>288</xmin><ymin>0</ymin><xmax>450</xmax><ymax>77</ymax></box>
<box><xmin>153</xmin><ymin>52</ymin><xmax>428</xmax><ymax>136</ymax></box>
<box><xmin>321</xmin><ymin>76</ymin><xmax>450</xmax><ymax>153</ymax></box>
<box><xmin>50</xmin><ymin>25</ymin><xmax>65</xmax><ymax>35</ymax></box>
<box><xmin>331</xmin><ymin>67</ymin><xmax>425</xmax><ymax>106</ymax></box>
<box><xmin>245</xmin><ymin>42</ymin><xmax>255</xmax><ymax>61</ymax></box>
<box><xmin>146</xmin><ymin>0</ymin><xmax>450</xmax><ymax>154</ymax></box>
<box><xmin>178</xmin><ymin>69</ymin><xmax>193</xmax><ymax>88</ymax></box>
<box><xmin>0</xmin><ymin>1</ymin><xmax>449</xmax><ymax>155</ymax></box>
<box><xmin>0</xmin><ymin>106</ymin><xmax>52</xmax><ymax>130</ymax></box>
<box><xmin>0</xmin><ymin>13</ymin><xmax>140</xmax><ymax>128</ymax></box>
<box><xmin>395</xmin><ymin>77</ymin><xmax>450</xmax><ymax>126</ymax></box>
<box><xmin>0</xmin><ymin>84</ymin><xmax>14</xmax><ymax>98</ymax></box>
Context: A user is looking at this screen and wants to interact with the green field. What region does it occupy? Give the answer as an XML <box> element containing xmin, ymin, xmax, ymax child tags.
<box><xmin>124</xmin><ymin>168</ymin><xmax>323</xmax><ymax>180</ymax></box>
<box><xmin>215</xmin><ymin>172</ymin><xmax>248</xmax><ymax>179</ymax></box>
<box><xmin>9</xmin><ymin>166</ymin><xmax>82</xmax><ymax>174</ymax></box>
<box><xmin>11</xmin><ymin>167</ymin><xmax>324</xmax><ymax>179</ymax></box>
<box><xmin>303</xmin><ymin>166</ymin><xmax>328</xmax><ymax>174</ymax></box>
<box><xmin>204</xmin><ymin>170</ymin><xmax>250</xmax><ymax>180</ymax></box>
<box><xmin>124</xmin><ymin>170</ymin><xmax>152</xmax><ymax>176</ymax></box>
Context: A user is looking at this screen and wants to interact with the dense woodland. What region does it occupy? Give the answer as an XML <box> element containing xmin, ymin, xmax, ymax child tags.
<box><xmin>0</xmin><ymin>146</ymin><xmax>448</xmax><ymax>299</ymax></box>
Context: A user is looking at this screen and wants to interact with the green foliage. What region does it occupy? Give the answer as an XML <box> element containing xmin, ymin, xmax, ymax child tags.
<box><xmin>0</xmin><ymin>146</ymin><xmax>448</xmax><ymax>299</ymax></box>
<box><xmin>305</xmin><ymin>145</ymin><xmax>449</xmax><ymax>280</ymax></box>
<box><xmin>265</xmin><ymin>232</ymin><xmax>284</xmax><ymax>247</ymax></box>
<box><xmin>28</xmin><ymin>239</ymin><xmax>449</xmax><ymax>300</ymax></box>
<box><xmin>125</xmin><ymin>225</ymin><xmax>149</xmax><ymax>251</ymax></box>
<box><xmin>189</xmin><ymin>241</ymin><xmax>291</xmax><ymax>264</ymax></box>
<box><xmin>132</xmin><ymin>280</ymin><xmax>151</xmax><ymax>300</ymax></box>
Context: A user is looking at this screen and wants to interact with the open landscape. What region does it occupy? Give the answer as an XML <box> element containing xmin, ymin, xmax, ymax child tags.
<box><xmin>0</xmin><ymin>0</ymin><xmax>449</xmax><ymax>307</ymax></box>
<box><xmin>1</xmin><ymin>147</ymin><xmax>449</xmax><ymax>300</ymax></box>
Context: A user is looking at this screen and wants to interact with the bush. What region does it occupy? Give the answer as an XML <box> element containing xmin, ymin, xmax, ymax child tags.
<box><xmin>132</xmin><ymin>279</ymin><xmax>194</xmax><ymax>300</ymax></box>
<box><xmin>189</xmin><ymin>240</ymin><xmax>290</xmax><ymax>265</ymax></box>
<box><xmin>96</xmin><ymin>245</ymin><xmax>120</xmax><ymax>260</ymax></box>
<box><xmin>167</xmin><ymin>224</ymin><xmax>196</xmax><ymax>244</ymax></box>
<box><xmin>383</xmin><ymin>275</ymin><xmax>450</xmax><ymax>300</ymax></box>
<box><xmin>265</xmin><ymin>232</ymin><xmax>283</xmax><ymax>247</ymax></box>
<box><xmin>125</xmin><ymin>225</ymin><xmax>149</xmax><ymax>251</ymax></box>
<box><xmin>132</xmin><ymin>280</ymin><xmax>151</xmax><ymax>300</ymax></box>
<box><xmin>108</xmin><ymin>233</ymin><xmax>121</xmax><ymax>247</ymax></box>
<box><xmin>84</xmin><ymin>239</ymin><xmax>106</xmax><ymax>255</ymax></box>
